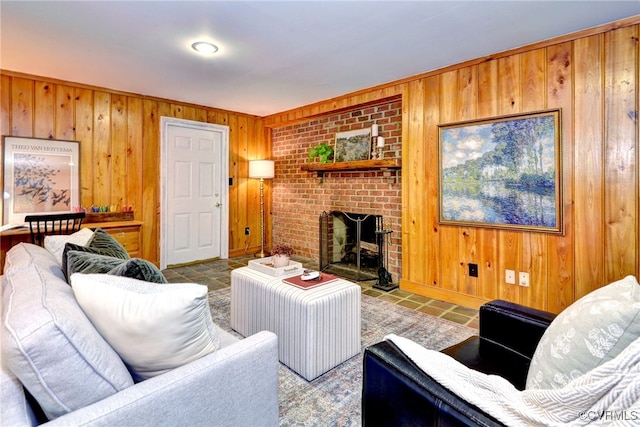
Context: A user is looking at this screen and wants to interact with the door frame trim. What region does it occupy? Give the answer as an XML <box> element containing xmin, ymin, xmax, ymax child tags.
<box><xmin>160</xmin><ymin>117</ymin><xmax>229</xmax><ymax>269</ymax></box>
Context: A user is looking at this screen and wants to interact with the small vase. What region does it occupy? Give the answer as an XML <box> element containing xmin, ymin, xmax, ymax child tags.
<box><xmin>273</xmin><ymin>254</ymin><xmax>290</xmax><ymax>268</ymax></box>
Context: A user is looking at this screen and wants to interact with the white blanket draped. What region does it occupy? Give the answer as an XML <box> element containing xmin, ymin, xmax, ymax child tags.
<box><xmin>385</xmin><ymin>334</ymin><xmax>640</xmax><ymax>427</ymax></box>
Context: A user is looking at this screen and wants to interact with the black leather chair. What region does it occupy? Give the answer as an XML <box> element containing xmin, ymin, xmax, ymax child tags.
<box><xmin>362</xmin><ymin>300</ymin><xmax>556</xmax><ymax>427</ymax></box>
<box><xmin>24</xmin><ymin>212</ymin><xmax>86</xmax><ymax>246</ymax></box>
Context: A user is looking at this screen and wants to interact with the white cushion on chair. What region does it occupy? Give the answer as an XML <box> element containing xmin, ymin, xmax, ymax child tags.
<box><xmin>526</xmin><ymin>275</ymin><xmax>640</xmax><ymax>389</ymax></box>
<box><xmin>44</xmin><ymin>227</ymin><xmax>94</xmax><ymax>266</ymax></box>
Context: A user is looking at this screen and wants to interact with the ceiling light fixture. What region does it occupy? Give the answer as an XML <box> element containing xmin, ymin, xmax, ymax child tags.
<box><xmin>191</xmin><ymin>41</ymin><xmax>219</xmax><ymax>55</ymax></box>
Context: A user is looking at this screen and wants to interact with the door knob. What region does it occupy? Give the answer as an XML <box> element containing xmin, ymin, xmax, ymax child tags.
<box><xmin>215</xmin><ymin>202</ymin><xmax>222</xmax><ymax>207</ymax></box>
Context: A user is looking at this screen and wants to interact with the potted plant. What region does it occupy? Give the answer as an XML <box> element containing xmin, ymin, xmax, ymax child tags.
<box><xmin>308</xmin><ymin>143</ymin><xmax>334</xmax><ymax>164</ymax></box>
<box><xmin>271</xmin><ymin>244</ymin><xmax>294</xmax><ymax>268</ymax></box>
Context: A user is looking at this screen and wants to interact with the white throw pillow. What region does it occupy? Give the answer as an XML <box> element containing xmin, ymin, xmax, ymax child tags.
<box><xmin>71</xmin><ymin>273</ymin><xmax>220</xmax><ymax>381</ymax></box>
<box><xmin>526</xmin><ymin>275</ymin><xmax>640</xmax><ymax>390</ymax></box>
<box><xmin>44</xmin><ymin>228</ymin><xmax>94</xmax><ymax>266</ymax></box>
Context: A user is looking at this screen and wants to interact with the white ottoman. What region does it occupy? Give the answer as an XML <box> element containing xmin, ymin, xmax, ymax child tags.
<box><xmin>231</xmin><ymin>266</ymin><xmax>361</xmax><ymax>381</ymax></box>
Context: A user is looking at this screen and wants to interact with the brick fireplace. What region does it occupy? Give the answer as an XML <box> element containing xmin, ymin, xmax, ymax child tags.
<box><xmin>271</xmin><ymin>98</ymin><xmax>402</xmax><ymax>283</ymax></box>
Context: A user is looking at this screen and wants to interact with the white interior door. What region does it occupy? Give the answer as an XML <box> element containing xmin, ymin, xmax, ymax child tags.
<box><xmin>161</xmin><ymin>117</ymin><xmax>229</xmax><ymax>268</ymax></box>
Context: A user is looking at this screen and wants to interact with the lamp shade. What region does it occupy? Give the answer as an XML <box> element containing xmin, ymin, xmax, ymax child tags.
<box><xmin>249</xmin><ymin>160</ymin><xmax>275</xmax><ymax>179</ymax></box>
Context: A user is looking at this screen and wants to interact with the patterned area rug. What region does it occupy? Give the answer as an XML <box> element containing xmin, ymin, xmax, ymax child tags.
<box><xmin>208</xmin><ymin>288</ymin><xmax>476</xmax><ymax>426</ymax></box>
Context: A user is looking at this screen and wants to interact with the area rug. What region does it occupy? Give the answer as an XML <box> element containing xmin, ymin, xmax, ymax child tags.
<box><xmin>208</xmin><ymin>288</ymin><xmax>476</xmax><ymax>426</ymax></box>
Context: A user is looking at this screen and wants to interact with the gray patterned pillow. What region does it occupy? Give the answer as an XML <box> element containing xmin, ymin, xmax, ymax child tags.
<box><xmin>88</xmin><ymin>228</ymin><xmax>129</xmax><ymax>257</ymax></box>
<box><xmin>62</xmin><ymin>229</ymin><xmax>130</xmax><ymax>281</ymax></box>
<box><xmin>107</xmin><ymin>258</ymin><xmax>167</xmax><ymax>283</ymax></box>
<box><xmin>66</xmin><ymin>250</ymin><xmax>126</xmax><ymax>279</ymax></box>
<box><xmin>526</xmin><ymin>275</ymin><xmax>640</xmax><ymax>389</ymax></box>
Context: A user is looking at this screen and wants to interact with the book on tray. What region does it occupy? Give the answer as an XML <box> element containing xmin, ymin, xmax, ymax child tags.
<box><xmin>282</xmin><ymin>272</ymin><xmax>339</xmax><ymax>290</ymax></box>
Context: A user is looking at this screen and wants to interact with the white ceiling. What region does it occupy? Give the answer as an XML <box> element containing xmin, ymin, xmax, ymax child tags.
<box><xmin>1</xmin><ymin>1</ymin><xmax>639</xmax><ymax>117</ymax></box>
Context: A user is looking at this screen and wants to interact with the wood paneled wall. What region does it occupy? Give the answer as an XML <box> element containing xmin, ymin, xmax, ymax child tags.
<box><xmin>2</xmin><ymin>17</ymin><xmax>637</xmax><ymax>313</ymax></box>
<box><xmin>0</xmin><ymin>72</ymin><xmax>271</xmax><ymax>264</ymax></box>
<box><xmin>265</xmin><ymin>17</ymin><xmax>639</xmax><ymax>313</ymax></box>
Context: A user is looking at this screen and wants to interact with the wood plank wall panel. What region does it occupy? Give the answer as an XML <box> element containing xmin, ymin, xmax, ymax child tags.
<box><xmin>34</xmin><ymin>81</ymin><xmax>54</xmax><ymax>138</ymax></box>
<box><xmin>604</xmin><ymin>26</ymin><xmax>638</xmax><ymax>284</ymax></box>
<box><xmin>263</xmin><ymin>19</ymin><xmax>639</xmax><ymax>312</ymax></box>
<box><xmin>520</xmin><ymin>49</ymin><xmax>547</xmax><ymax>309</ymax></box>
<box><xmin>546</xmin><ymin>42</ymin><xmax>574</xmax><ymax>312</ymax></box>
<box><xmin>401</xmin><ymin>79</ymin><xmax>426</xmax><ymax>284</ymax></box>
<box><xmin>126</xmin><ymin>98</ymin><xmax>143</xmax><ymax>220</ymax></box>
<box><xmin>438</xmin><ymin>71</ymin><xmax>460</xmax><ymax>293</ymax></box>
<box><xmin>573</xmin><ymin>34</ymin><xmax>604</xmax><ymax>298</ymax></box>
<box><xmin>11</xmin><ymin>78</ymin><xmax>32</xmax><ymax>136</ymax></box>
<box><xmin>0</xmin><ymin>72</ymin><xmax>268</xmax><ymax>265</ymax></box>
<box><xmin>423</xmin><ymin>77</ymin><xmax>441</xmax><ymax>290</ymax></box>
<box><xmin>476</xmin><ymin>61</ymin><xmax>499</xmax><ymax>301</ymax></box>
<box><xmin>56</xmin><ymin>85</ymin><xmax>75</xmax><ymax>141</ymax></box>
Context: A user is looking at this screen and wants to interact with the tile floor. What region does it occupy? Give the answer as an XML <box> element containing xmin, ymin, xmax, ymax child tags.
<box><xmin>162</xmin><ymin>255</ymin><xmax>479</xmax><ymax>329</ymax></box>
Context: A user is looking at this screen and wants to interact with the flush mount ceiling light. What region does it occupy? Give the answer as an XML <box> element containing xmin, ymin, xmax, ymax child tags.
<box><xmin>191</xmin><ymin>41</ymin><xmax>219</xmax><ymax>55</ymax></box>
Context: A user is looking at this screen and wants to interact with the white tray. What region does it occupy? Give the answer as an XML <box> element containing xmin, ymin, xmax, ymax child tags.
<box><xmin>248</xmin><ymin>257</ymin><xmax>303</xmax><ymax>277</ymax></box>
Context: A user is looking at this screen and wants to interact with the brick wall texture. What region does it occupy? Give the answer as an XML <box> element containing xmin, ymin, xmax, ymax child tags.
<box><xmin>271</xmin><ymin>100</ymin><xmax>403</xmax><ymax>282</ymax></box>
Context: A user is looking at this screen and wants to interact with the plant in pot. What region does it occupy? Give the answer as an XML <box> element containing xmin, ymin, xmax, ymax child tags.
<box><xmin>271</xmin><ymin>244</ymin><xmax>294</xmax><ymax>268</ymax></box>
<box><xmin>308</xmin><ymin>143</ymin><xmax>334</xmax><ymax>164</ymax></box>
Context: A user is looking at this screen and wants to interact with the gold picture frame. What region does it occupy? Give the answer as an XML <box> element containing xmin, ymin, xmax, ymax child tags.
<box><xmin>438</xmin><ymin>109</ymin><xmax>562</xmax><ymax>234</ymax></box>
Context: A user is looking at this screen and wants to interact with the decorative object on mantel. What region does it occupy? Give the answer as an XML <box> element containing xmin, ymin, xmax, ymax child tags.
<box><xmin>334</xmin><ymin>129</ymin><xmax>371</xmax><ymax>162</ymax></box>
<box><xmin>270</xmin><ymin>244</ymin><xmax>294</xmax><ymax>268</ymax></box>
<box><xmin>249</xmin><ymin>159</ymin><xmax>275</xmax><ymax>257</ymax></box>
<box><xmin>438</xmin><ymin>108</ymin><xmax>562</xmax><ymax>234</ymax></box>
<box><xmin>308</xmin><ymin>143</ymin><xmax>334</xmax><ymax>164</ymax></box>
<box><xmin>370</xmin><ymin>124</ymin><xmax>386</xmax><ymax>160</ymax></box>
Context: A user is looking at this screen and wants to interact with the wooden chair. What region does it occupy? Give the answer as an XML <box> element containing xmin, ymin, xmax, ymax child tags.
<box><xmin>24</xmin><ymin>212</ymin><xmax>86</xmax><ymax>246</ymax></box>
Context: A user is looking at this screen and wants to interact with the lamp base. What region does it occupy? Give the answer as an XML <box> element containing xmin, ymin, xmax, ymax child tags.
<box><xmin>254</xmin><ymin>250</ymin><xmax>269</xmax><ymax>258</ymax></box>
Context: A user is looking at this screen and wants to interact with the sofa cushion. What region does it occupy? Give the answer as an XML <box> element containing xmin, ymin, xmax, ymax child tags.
<box><xmin>1</xmin><ymin>243</ymin><xmax>134</xmax><ymax>420</ymax></box>
<box><xmin>71</xmin><ymin>273</ymin><xmax>220</xmax><ymax>381</ymax></box>
<box><xmin>44</xmin><ymin>227</ymin><xmax>94</xmax><ymax>266</ymax></box>
<box><xmin>107</xmin><ymin>258</ymin><xmax>167</xmax><ymax>283</ymax></box>
<box><xmin>1</xmin><ymin>358</ymin><xmax>37</xmax><ymax>426</ymax></box>
<box><xmin>526</xmin><ymin>275</ymin><xmax>640</xmax><ymax>389</ymax></box>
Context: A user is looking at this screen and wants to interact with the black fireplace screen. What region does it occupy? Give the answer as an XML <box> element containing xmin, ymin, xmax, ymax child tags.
<box><xmin>319</xmin><ymin>211</ymin><xmax>382</xmax><ymax>281</ymax></box>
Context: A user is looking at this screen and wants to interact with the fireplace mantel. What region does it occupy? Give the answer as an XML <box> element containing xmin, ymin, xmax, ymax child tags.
<box><xmin>301</xmin><ymin>159</ymin><xmax>401</xmax><ymax>181</ymax></box>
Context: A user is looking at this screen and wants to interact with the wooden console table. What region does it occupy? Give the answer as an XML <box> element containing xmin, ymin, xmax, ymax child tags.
<box><xmin>0</xmin><ymin>220</ymin><xmax>143</xmax><ymax>274</ymax></box>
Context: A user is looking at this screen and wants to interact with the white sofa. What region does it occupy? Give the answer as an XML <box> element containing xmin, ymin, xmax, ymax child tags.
<box><xmin>1</xmin><ymin>242</ymin><xmax>279</xmax><ymax>426</ymax></box>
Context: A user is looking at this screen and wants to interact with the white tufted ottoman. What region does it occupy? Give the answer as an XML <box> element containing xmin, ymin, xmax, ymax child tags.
<box><xmin>230</xmin><ymin>266</ymin><xmax>361</xmax><ymax>381</ymax></box>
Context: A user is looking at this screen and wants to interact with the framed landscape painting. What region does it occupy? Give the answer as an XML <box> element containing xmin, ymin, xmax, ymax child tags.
<box><xmin>334</xmin><ymin>129</ymin><xmax>371</xmax><ymax>162</ymax></box>
<box><xmin>2</xmin><ymin>136</ymin><xmax>80</xmax><ymax>224</ymax></box>
<box><xmin>438</xmin><ymin>109</ymin><xmax>562</xmax><ymax>234</ymax></box>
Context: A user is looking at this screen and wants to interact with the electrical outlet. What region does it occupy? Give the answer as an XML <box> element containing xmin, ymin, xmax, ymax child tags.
<box><xmin>519</xmin><ymin>272</ymin><xmax>530</xmax><ymax>287</ymax></box>
<box><xmin>468</xmin><ymin>263</ymin><xmax>478</xmax><ymax>277</ymax></box>
<box><xmin>244</xmin><ymin>227</ymin><xmax>250</xmax><ymax>235</ymax></box>
<box><xmin>505</xmin><ymin>269</ymin><xmax>516</xmax><ymax>284</ymax></box>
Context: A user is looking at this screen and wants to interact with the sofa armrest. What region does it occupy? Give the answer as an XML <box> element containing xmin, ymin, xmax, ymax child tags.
<box><xmin>45</xmin><ymin>331</ymin><xmax>279</xmax><ymax>427</ymax></box>
<box><xmin>362</xmin><ymin>340</ymin><xmax>504</xmax><ymax>427</ymax></box>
